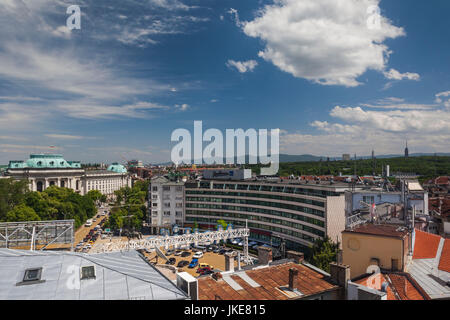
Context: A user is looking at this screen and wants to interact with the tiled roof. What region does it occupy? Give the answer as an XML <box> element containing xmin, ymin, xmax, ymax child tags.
<box><xmin>355</xmin><ymin>272</ymin><xmax>428</xmax><ymax>300</ymax></box>
<box><xmin>413</xmin><ymin>229</ymin><xmax>441</xmax><ymax>259</ymax></box>
<box><xmin>197</xmin><ymin>262</ymin><xmax>337</xmax><ymax>300</ymax></box>
<box><xmin>343</xmin><ymin>224</ymin><xmax>409</xmax><ymax>239</ymax></box>
<box><xmin>438</xmin><ymin>239</ymin><xmax>450</xmax><ymax>273</ymax></box>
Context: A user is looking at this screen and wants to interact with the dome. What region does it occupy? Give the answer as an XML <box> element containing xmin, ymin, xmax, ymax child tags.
<box><xmin>107</xmin><ymin>163</ymin><xmax>127</xmax><ymax>173</ymax></box>
<box><xmin>9</xmin><ymin>154</ymin><xmax>81</xmax><ymax>169</ymax></box>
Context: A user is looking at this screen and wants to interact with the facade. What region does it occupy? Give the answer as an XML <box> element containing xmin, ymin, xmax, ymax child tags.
<box><xmin>149</xmin><ymin>176</ymin><xmax>185</xmax><ymax>234</ymax></box>
<box><xmin>184</xmin><ymin>178</ymin><xmax>352</xmax><ymax>253</ymax></box>
<box><xmin>345</xmin><ymin>183</ymin><xmax>429</xmax><ymax>218</ymax></box>
<box><xmin>202</xmin><ymin>168</ymin><xmax>252</xmax><ymax>180</ymax></box>
<box><xmin>341</xmin><ymin>224</ymin><xmax>410</xmax><ymax>278</ymax></box>
<box><xmin>5</xmin><ymin>154</ymin><xmax>131</xmax><ymax>197</ymax></box>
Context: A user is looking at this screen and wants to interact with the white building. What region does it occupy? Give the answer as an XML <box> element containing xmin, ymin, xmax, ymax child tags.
<box><xmin>149</xmin><ymin>176</ymin><xmax>185</xmax><ymax>234</ymax></box>
<box><xmin>5</xmin><ymin>154</ymin><xmax>131</xmax><ymax>197</ymax></box>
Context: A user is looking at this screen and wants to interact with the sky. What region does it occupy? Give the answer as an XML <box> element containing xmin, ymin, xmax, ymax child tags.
<box><xmin>0</xmin><ymin>0</ymin><xmax>449</xmax><ymax>165</ymax></box>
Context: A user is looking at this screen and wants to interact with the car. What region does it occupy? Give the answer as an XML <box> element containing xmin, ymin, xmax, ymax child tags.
<box><xmin>96</xmin><ymin>214</ymin><xmax>100</xmax><ymax>218</ymax></box>
<box><xmin>218</xmin><ymin>249</ymin><xmax>227</xmax><ymax>255</ymax></box>
<box><xmin>197</xmin><ymin>266</ymin><xmax>211</xmax><ymax>273</ymax></box>
<box><xmin>181</xmin><ymin>251</ymin><xmax>191</xmax><ymax>257</ymax></box>
<box><xmin>93</xmin><ymin>219</ymin><xmax>97</xmax><ymax>222</ymax></box>
<box><xmin>165</xmin><ymin>258</ymin><xmax>176</xmax><ymax>265</ymax></box>
<box><xmin>206</xmin><ymin>246</ymin><xmax>214</xmax><ymax>252</ymax></box>
<box><xmin>165</xmin><ymin>250</ymin><xmax>174</xmax><ymax>256</ymax></box>
<box><xmin>199</xmin><ymin>269</ymin><xmax>214</xmax><ymax>276</ymax></box>
<box><xmin>193</xmin><ymin>251</ymin><xmax>203</xmax><ymax>259</ymax></box>
<box><xmin>174</xmin><ymin>250</ymin><xmax>183</xmax><ymax>256</ymax></box>
<box><xmin>213</xmin><ymin>247</ymin><xmax>221</xmax><ymax>253</ymax></box>
<box><xmin>237</xmin><ymin>242</ymin><xmax>243</xmax><ymax>246</ymax></box>
<box><xmin>188</xmin><ymin>259</ymin><xmax>198</xmax><ymax>268</ymax></box>
<box><xmin>177</xmin><ymin>260</ymin><xmax>189</xmax><ymax>268</ymax></box>
<box><xmin>199</xmin><ymin>263</ymin><xmax>213</xmax><ymax>270</ymax></box>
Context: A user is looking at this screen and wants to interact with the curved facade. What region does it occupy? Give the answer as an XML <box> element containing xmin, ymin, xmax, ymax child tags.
<box><xmin>184</xmin><ymin>180</ymin><xmax>348</xmax><ymax>253</ymax></box>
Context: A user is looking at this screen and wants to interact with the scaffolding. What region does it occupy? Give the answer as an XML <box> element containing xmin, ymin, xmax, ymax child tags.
<box><xmin>0</xmin><ymin>220</ymin><xmax>75</xmax><ymax>251</ymax></box>
<box><xmin>91</xmin><ymin>227</ymin><xmax>255</xmax><ymax>264</ymax></box>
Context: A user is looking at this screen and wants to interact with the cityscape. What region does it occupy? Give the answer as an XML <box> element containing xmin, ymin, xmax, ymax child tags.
<box><xmin>0</xmin><ymin>0</ymin><xmax>449</xmax><ymax>310</ymax></box>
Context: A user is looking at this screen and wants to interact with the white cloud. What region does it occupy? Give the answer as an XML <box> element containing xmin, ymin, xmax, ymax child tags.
<box><xmin>44</xmin><ymin>134</ymin><xmax>86</xmax><ymax>140</ymax></box>
<box><xmin>241</xmin><ymin>0</ymin><xmax>417</xmax><ymax>87</ymax></box>
<box><xmin>280</xmin><ymin>92</ymin><xmax>450</xmax><ymax>155</ymax></box>
<box><xmin>383</xmin><ymin>68</ymin><xmax>420</xmax><ymax>81</ymax></box>
<box><xmin>435</xmin><ymin>91</ymin><xmax>450</xmax><ymax>109</ymax></box>
<box><xmin>175</xmin><ymin>103</ymin><xmax>189</xmax><ymax>111</ymax></box>
<box><xmin>226</xmin><ymin>59</ymin><xmax>258</xmax><ymax>73</ymax></box>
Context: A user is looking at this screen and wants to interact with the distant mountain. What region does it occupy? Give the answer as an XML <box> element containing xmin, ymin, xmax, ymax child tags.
<box><xmin>279</xmin><ymin>154</ymin><xmax>323</xmax><ymax>162</ymax></box>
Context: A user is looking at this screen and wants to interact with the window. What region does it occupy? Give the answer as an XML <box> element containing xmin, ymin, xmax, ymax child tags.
<box><xmin>163</xmin><ymin>186</ymin><xmax>171</xmax><ymax>191</ymax></box>
<box><xmin>152</xmin><ymin>186</ymin><xmax>158</xmax><ymax>191</ymax></box>
<box><xmin>81</xmin><ymin>266</ymin><xmax>96</xmax><ymax>280</ymax></box>
<box><xmin>363</xmin><ymin>196</ymin><xmax>375</xmax><ymax>204</ymax></box>
<box><xmin>176</xmin><ymin>203</ymin><xmax>183</xmax><ymax>208</ymax></box>
<box><xmin>23</xmin><ymin>268</ymin><xmax>42</xmax><ymax>282</ymax></box>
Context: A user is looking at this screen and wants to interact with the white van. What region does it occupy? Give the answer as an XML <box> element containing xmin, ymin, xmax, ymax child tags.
<box><xmin>85</xmin><ymin>219</ymin><xmax>93</xmax><ymax>227</ymax></box>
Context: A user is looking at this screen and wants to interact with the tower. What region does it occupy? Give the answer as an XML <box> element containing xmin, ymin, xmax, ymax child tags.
<box><xmin>404</xmin><ymin>141</ymin><xmax>409</xmax><ymax>158</ymax></box>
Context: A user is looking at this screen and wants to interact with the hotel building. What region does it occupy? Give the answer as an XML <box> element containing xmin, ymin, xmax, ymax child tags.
<box><xmin>184</xmin><ymin>173</ymin><xmax>352</xmax><ymax>253</ymax></box>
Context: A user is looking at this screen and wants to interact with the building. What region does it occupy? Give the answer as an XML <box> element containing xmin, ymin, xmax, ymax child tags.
<box><xmin>342</xmin><ymin>223</ymin><xmax>450</xmax><ymax>300</ymax></box>
<box><xmin>202</xmin><ymin>168</ymin><xmax>252</xmax><ymax>181</ymax></box>
<box><xmin>149</xmin><ymin>176</ymin><xmax>185</xmax><ymax>234</ymax></box>
<box><xmin>5</xmin><ymin>154</ymin><xmax>131</xmax><ymax>197</ymax></box>
<box><xmin>405</xmin><ymin>141</ymin><xmax>409</xmax><ymax>158</ymax></box>
<box><xmin>193</xmin><ymin>249</ymin><xmax>343</xmax><ymax>300</ymax></box>
<box><xmin>342</xmin><ymin>224</ymin><xmax>411</xmax><ymax>278</ymax></box>
<box><xmin>345</xmin><ymin>181</ymin><xmax>429</xmax><ymax>219</ymax></box>
<box><xmin>0</xmin><ymin>248</ymin><xmax>188</xmax><ymax>300</ymax></box>
<box><xmin>342</xmin><ymin>154</ymin><xmax>351</xmax><ymax>161</ymax></box>
<box><xmin>184</xmin><ymin>173</ymin><xmax>353</xmax><ymax>253</ymax></box>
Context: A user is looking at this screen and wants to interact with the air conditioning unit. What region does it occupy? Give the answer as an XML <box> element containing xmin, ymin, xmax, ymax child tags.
<box><xmin>176</xmin><ymin>272</ymin><xmax>198</xmax><ymax>300</ymax></box>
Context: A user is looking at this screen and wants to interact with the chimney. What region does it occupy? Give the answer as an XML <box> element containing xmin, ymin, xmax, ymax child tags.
<box><xmin>329</xmin><ymin>263</ymin><xmax>350</xmax><ymax>290</ymax></box>
<box><xmin>257</xmin><ymin>246</ymin><xmax>272</xmax><ymax>265</ymax></box>
<box><xmin>288</xmin><ymin>268</ymin><xmax>299</xmax><ymax>291</ymax></box>
<box><xmin>212</xmin><ymin>272</ymin><xmax>223</xmax><ymax>281</ymax></box>
<box><xmin>225</xmin><ymin>252</ymin><xmax>236</xmax><ymax>272</ymax></box>
<box><xmin>286</xmin><ymin>251</ymin><xmax>304</xmax><ymax>264</ymax></box>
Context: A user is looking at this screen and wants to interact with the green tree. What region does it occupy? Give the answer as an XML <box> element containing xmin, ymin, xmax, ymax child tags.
<box><xmin>87</xmin><ymin>190</ymin><xmax>103</xmax><ymax>203</ymax></box>
<box><xmin>0</xmin><ymin>178</ymin><xmax>29</xmax><ymax>221</ymax></box>
<box><xmin>310</xmin><ymin>237</ymin><xmax>339</xmax><ymax>273</ymax></box>
<box><xmin>6</xmin><ymin>204</ymin><xmax>40</xmax><ymax>222</ymax></box>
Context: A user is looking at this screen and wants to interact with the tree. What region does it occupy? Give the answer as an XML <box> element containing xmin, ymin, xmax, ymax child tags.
<box><xmin>6</xmin><ymin>204</ymin><xmax>40</xmax><ymax>222</ymax></box>
<box><xmin>0</xmin><ymin>178</ymin><xmax>29</xmax><ymax>221</ymax></box>
<box><xmin>87</xmin><ymin>190</ymin><xmax>103</xmax><ymax>203</ymax></box>
<box><xmin>310</xmin><ymin>237</ymin><xmax>339</xmax><ymax>273</ymax></box>
<box><xmin>217</xmin><ymin>219</ymin><xmax>228</xmax><ymax>229</ymax></box>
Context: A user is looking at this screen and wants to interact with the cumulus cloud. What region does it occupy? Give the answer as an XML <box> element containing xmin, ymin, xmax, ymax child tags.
<box><xmin>383</xmin><ymin>68</ymin><xmax>420</xmax><ymax>81</ymax></box>
<box><xmin>240</xmin><ymin>0</ymin><xmax>418</xmax><ymax>87</ymax></box>
<box><xmin>226</xmin><ymin>59</ymin><xmax>258</xmax><ymax>73</ymax></box>
<box><xmin>280</xmin><ymin>92</ymin><xmax>450</xmax><ymax>155</ymax></box>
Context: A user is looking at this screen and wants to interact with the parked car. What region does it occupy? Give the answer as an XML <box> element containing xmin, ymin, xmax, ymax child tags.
<box><xmin>166</xmin><ymin>258</ymin><xmax>176</xmax><ymax>265</ymax></box>
<box><xmin>193</xmin><ymin>251</ymin><xmax>203</xmax><ymax>259</ymax></box>
<box><xmin>218</xmin><ymin>249</ymin><xmax>227</xmax><ymax>255</ymax></box>
<box><xmin>165</xmin><ymin>250</ymin><xmax>174</xmax><ymax>256</ymax></box>
<box><xmin>181</xmin><ymin>251</ymin><xmax>191</xmax><ymax>257</ymax></box>
<box><xmin>177</xmin><ymin>260</ymin><xmax>189</xmax><ymax>268</ymax></box>
<box><xmin>199</xmin><ymin>269</ymin><xmax>214</xmax><ymax>276</ymax></box>
<box><xmin>174</xmin><ymin>250</ymin><xmax>183</xmax><ymax>256</ymax></box>
<box><xmin>213</xmin><ymin>247</ymin><xmax>221</xmax><ymax>253</ymax></box>
<box><xmin>199</xmin><ymin>263</ymin><xmax>213</xmax><ymax>270</ymax></box>
<box><xmin>188</xmin><ymin>259</ymin><xmax>198</xmax><ymax>268</ymax></box>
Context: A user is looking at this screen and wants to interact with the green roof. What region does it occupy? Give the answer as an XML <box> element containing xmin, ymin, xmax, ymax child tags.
<box><xmin>8</xmin><ymin>154</ymin><xmax>82</xmax><ymax>169</ymax></box>
<box><xmin>107</xmin><ymin>163</ymin><xmax>127</xmax><ymax>173</ymax></box>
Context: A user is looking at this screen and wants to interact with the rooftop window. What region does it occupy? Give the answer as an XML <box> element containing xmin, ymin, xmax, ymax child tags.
<box><xmin>81</xmin><ymin>266</ymin><xmax>96</xmax><ymax>280</ymax></box>
<box><xmin>23</xmin><ymin>268</ymin><xmax>42</xmax><ymax>282</ymax></box>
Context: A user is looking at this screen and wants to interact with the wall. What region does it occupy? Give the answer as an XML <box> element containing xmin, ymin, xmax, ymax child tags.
<box><xmin>342</xmin><ymin>232</ymin><xmax>405</xmax><ymax>278</ymax></box>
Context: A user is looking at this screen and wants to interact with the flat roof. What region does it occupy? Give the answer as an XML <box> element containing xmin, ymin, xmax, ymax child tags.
<box><xmin>343</xmin><ymin>223</ymin><xmax>409</xmax><ymax>239</ymax></box>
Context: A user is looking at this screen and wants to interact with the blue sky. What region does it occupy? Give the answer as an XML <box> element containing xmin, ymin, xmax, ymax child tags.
<box><xmin>0</xmin><ymin>0</ymin><xmax>449</xmax><ymax>164</ymax></box>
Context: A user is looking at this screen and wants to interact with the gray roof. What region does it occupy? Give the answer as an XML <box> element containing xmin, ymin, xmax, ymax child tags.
<box><xmin>0</xmin><ymin>249</ymin><xmax>188</xmax><ymax>300</ymax></box>
<box><xmin>407</xmin><ymin>237</ymin><xmax>450</xmax><ymax>299</ymax></box>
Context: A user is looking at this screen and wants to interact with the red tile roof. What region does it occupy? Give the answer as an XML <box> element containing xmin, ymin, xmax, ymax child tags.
<box><xmin>413</xmin><ymin>229</ymin><xmax>442</xmax><ymax>259</ymax></box>
<box><xmin>355</xmin><ymin>272</ymin><xmax>428</xmax><ymax>300</ymax></box>
<box><xmin>198</xmin><ymin>262</ymin><xmax>338</xmax><ymax>300</ymax></box>
<box><xmin>438</xmin><ymin>239</ymin><xmax>450</xmax><ymax>273</ymax></box>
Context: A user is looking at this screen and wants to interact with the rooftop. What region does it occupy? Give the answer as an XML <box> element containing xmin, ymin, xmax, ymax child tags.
<box><xmin>0</xmin><ymin>249</ymin><xmax>187</xmax><ymax>300</ymax></box>
<box><xmin>354</xmin><ymin>272</ymin><xmax>429</xmax><ymax>300</ymax></box>
<box><xmin>197</xmin><ymin>261</ymin><xmax>338</xmax><ymax>300</ymax></box>
<box><xmin>343</xmin><ymin>223</ymin><xmax>409</xmax><ymax>239</ymax></box>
